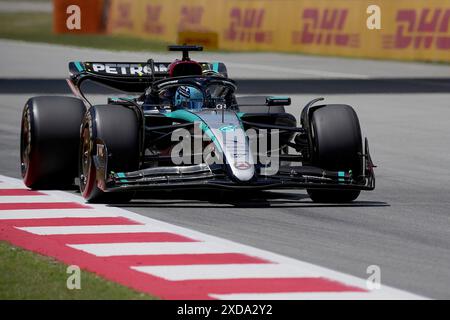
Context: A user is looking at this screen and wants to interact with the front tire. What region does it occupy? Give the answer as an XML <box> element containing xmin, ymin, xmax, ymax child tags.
<box><xmin>79</xmin><ymin>105</ymin><xmax>140</xmax><ymax>203</ymax></box>
<box><xmin>306</xmin><ymin>104</ymin><xmax>363</xmax><ymax>203</ymax></box>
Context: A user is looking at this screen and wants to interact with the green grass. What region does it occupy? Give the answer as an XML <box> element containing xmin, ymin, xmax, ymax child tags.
<box><xmin>0</xmin><ymin>241</ymin><xmax>157</xmax><ymax>299</ymax></box>
<box><xmin>0</xmin><ymin>12</ymin><xmax>169</xmax><ymax>51</ymax></box>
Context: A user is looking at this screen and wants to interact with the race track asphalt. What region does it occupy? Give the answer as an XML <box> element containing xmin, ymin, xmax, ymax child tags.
<box><xmin>0</xmin><ymin>40</ymin><xmax>449</xmax><ymax>298</ymax></box>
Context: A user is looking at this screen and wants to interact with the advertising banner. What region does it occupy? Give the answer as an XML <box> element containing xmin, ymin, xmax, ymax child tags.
<box><xmin>106</xmin><ymin>0</ymin><xmax>450</xmax><ymax>62</ymax></box>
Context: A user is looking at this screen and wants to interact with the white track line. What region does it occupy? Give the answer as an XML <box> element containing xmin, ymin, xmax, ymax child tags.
<box><xmin>0</xmin><ymin>175</ymin><xmax>426</xmax><ymax>299</ymax></box>
<box><xmin>0</xmin><ymin>195</ymin><xmax>68</xmax><ymax>203</ymax></box>
<box><xmin>19</xmin><ymin>224</ymin><xmax>166</xmax><ymax>235</ymax></box>
<box><xmin>0</xmin><ymin>184</ymin><xmax>26</xmax><ymax>189</ymax></box>
<box><xmin>68</xmin><ymin>242</ymin><xmax>251</xmax><ymax>257</ymax></box>
<box><xmin>0</xmin><ymin>209</ymin><xmax>117</xmax><ymax>220</ymax></box>
<box><xmin>132</xmin><ymin>264</ymin><xmax>318</xmax><ymax>281</ymax></box>
<box><xmin>210</xmin><ymin>291</ymin><xmax>423</xmax><ymax>300</ymax></box>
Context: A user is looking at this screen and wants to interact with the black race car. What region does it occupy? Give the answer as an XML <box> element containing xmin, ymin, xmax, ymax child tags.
<box><xmin>20</xmin><ymin>45</ymin><xmax>375</xmax><ymax>203</ymax></box>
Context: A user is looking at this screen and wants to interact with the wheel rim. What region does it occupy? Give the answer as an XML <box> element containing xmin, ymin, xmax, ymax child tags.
<box><xmin>80</xmin><ymin>125</ymin><xmax>94</xmax><ymax>196</ymax></box>
<box><xmin>20</xmin><ymin>107</ymin><xmax>31</xmax><ymax>178</ymax></box>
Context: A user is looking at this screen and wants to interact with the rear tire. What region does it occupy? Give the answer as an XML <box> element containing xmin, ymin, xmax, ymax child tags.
<box><xmin>20</xmin><ymin>96</ymin><xmax>86</xmax><ymax>189</ymax></box>
<box><xmin>306</xmin><ymin>104</ymin><xmax>363</xmax><ymax>203</ymax></box>
<box><xmin>79</xmin><ymin>105</ymin><xmax>140</xmax><ymax>203</ymax></box>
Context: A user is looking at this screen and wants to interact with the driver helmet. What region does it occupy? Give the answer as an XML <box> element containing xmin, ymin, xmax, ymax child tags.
<box><xmin>174</xmin><ymin>86</ymin><xmax>203</xmax><ymax>110</ymax></box>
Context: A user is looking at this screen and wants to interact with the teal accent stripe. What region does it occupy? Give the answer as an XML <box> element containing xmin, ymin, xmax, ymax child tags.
<box><xmin>212</xmin><ymin>62</ymin><xmax>219</xmax><ymax>72</ymax></box>
<box><xmin>164</xmin><ymin>110</ymin><xmax>222</xmax><ymax>152</ymax></box>
<box><xmin>165</xmin><ymin>110</ymin><xmax>201</xmax><ymax>123</ymax></box>
<box><xmin>117</xmin><ymin>172</ymin><xmax>128</xmax><ymax>183</ymax></box>
<box><xmin>74</xmin><ymin>61</ymin><xmax>84</xmax><ymax>72</ymax></box>
<box><xmin>338</xmin><ymin>171</ymin><xmax>345</xmax><ymax>183</ymax></box>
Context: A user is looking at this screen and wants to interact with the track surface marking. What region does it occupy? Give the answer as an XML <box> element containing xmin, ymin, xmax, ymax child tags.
<box><xmin>0</xmin><ymin>175</ymin><xmax>424</xmax><ymax>299</ymax></box>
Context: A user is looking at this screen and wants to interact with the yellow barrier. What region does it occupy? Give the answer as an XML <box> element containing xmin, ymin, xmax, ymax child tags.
<box><xmin>106</xmin><ymin>0</ymin><xmax>450</xmax><ymax>62</ymax></box>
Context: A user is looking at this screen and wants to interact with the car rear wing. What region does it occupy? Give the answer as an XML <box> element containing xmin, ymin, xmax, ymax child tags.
<box><xmin>68</xmin><ymin>61</ymin><xmax>228</xmax><ymax>92</ymax></box>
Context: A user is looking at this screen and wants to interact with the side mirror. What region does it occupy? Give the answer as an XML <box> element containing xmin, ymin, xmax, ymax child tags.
<box><xmin>266</xmin><ymin>96</ymin><xmax>291</xmax><ymax>106</ymax></box>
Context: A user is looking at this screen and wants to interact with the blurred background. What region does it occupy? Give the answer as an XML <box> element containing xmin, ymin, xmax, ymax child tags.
<box><xmin>1</xmin><ymin>0</ymin><xmax>449</xmax><ymax>62</ymax></box>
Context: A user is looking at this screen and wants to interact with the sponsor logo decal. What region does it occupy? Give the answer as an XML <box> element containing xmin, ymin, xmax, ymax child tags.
<box><xmin>224</xmin><ymin>8</ymin><xmax>272</xmax><ymax>43</ymax></box>
<box><xmin>179</xmin><ymin>5</ymin><xmax>205</xmax><ymax>31</ymax></box>
<box><xmin>144</xmin><ymin>5</ymin><xmax>165</xmax><ymax>35</ymax></box>
<box><xmin>292</xmin><ymin>8</ymin><xmax>360</xmax><ymax>48</ymax></box>
<box><xmin>383</xmin><ymin>9</ymin><xmax>450</xmax><ymax>50</ymax></box>
<box><xmin>114</xmin><ymin>3</ymin><xmax>134</xmax><ymax>29</ymax></box>
<box><xmin>87</xmin><ymin>63</ymin><xmax>168</xmax><ymax>76</ymax></box>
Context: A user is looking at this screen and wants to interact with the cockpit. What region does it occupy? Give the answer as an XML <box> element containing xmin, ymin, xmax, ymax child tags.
<box><xmin>143</xmin><ymin>76</ymin><xmax>237</xmax><ymax>112</ymax></box>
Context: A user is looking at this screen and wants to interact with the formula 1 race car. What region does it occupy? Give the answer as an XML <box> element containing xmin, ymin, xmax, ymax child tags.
<box><xmin>20</xmin><ymin>45</ymin><xmax>375</xmax><ymax>203</ymax></box>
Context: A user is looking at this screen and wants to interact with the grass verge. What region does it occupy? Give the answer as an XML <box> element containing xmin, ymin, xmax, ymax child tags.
<box><xmin>0</xmin><ymin>12</ymin><xmax>168</xmax><ymax>51</ymax></box>
<box><xmin>0</xmin><ymin>241</ymin><xmax>157</xmax><ymax>299</ymax></box>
